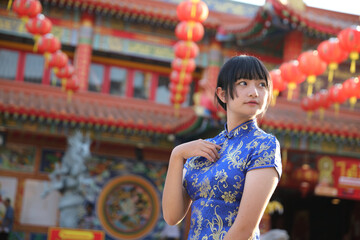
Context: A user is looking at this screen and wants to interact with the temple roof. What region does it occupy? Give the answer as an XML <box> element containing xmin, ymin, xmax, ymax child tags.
<box><xmin>0</xmin><ymin>79</ymin><xmax>198</xmax><ymax>135</ymax></box>
<box><xmin>1</xmin><ymin>79</ymin><xmax>359</xmax><ymax>139</ymax></box>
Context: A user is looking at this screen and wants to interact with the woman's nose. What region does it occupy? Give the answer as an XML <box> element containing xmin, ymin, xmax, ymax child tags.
<box><xmin>248</xmin><ymin>84</ymin><xmax>259</xmax><ymax>97</ymax></box>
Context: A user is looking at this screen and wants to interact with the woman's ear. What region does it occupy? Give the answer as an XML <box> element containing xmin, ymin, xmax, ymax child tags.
<box><xmin>216</xmin><ymin>87</ymin><xmax>226</xmax><ymax>103</ymax></box>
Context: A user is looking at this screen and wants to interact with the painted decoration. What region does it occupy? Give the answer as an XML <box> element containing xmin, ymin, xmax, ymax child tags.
<box><xmin>0</xmin><ymin>144</ymin><xmax>36</xmax><ymax>172</ymax></box>
<box><xmin>97</xmin><ymin>175</ymin><xmax>160</xmax><ymax>240</ymax></box>
<box><xmin>0</xmin><ymin>176</ymin><xmax>17</xmax><ymax>222</ymax></box>
<box><xmin>40</xmin><ymin>149</ymin><xmax>64</xmax><ymax>173</ymax></box>
<box><xmin>20</xmin><ymin>179</ymin><xmax>60</xmax><ymax>226</ymax></box>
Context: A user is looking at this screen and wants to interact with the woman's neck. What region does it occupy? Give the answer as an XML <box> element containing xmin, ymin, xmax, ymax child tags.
<box><xmin>226</xmin><ymin>113</ymin><xmax>255</xmax><ymax>132</ymax></box>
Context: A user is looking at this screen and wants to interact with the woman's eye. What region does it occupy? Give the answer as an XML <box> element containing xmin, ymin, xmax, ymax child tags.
<box><xmin>238</xmin><ymin>81</ymin><xmax>247</xmax><ymax>86</ymax></box>
<box><xmin>259</xmin><ymin>82</ymin><xmax>267</xmax><ymax>87</ymax></box>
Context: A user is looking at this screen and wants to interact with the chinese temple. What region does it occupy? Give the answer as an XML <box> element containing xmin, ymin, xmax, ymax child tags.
<box><xmin>0</xmin><ymin>0</ymin><xmax>359</xmax><ymax>239</ymax></box>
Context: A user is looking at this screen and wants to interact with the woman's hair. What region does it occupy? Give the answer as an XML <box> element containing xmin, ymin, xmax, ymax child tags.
<box><xmin>215</xmin><ymin>55</ymin><xmax>272</xmax><ymax>112</ymax></box>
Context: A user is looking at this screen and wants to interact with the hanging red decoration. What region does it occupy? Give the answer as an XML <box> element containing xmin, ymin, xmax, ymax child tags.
<box><xmin>328</xmin><ymin>83</ymin><xmax>347</xmax><ymax>114</ymax></box>
<box><xmin>55</xmin><ymin>64</ymin><xmax>75</xmax><ymax>89</ymax></box>
<box><xmin>280</xmin><ymin>60</ymin><xmax>306</xmax><ymax>100</ymax></box>
<box><xmin>269</xmin><ymin>69</ymin><xmax>286</xmax><ymax>105</ymax></box>
<box><xmin>174</xmin><ymin>40</ymin><xmax>199</xmax><ymax>59</ymax></box>
<box><xmin>338</xmin><ymin>26</ymin><xmax>360</xmax><ymax>73</ymax></box>
<box><xmin>317</xmin><ymin>38</ymin><xmax>349</xmax><ymax>85</ymax></box>
<box><xmin>48</xmin><ymin>50</ymin><xmax>68</xmax><ymax>73</ymax></box>
<box><xmin>171</xmin><ymin>58</ymin><xmax>196</xmax><ymax>73</ymax></box>
<box><xmin>37</xmin><ymin>33</ymin><xmax>61</xmax><ymax>67</ymax></box>
<box><xmin>175</xmin><ymin>21</ymin><xmax>205</xmax><ymax>42</ymax></box>
<box><xmin>169</xmin><ymin>82</ymin><xmax>190</xmax><ymax>96</ymax></box>
<box><xmin>313</xmin><ymin>89</ymin><xmax>331</xmax><ymax>120</ymax></box>
<box><xmin>342</xmin><ymin>77</ymin><xmax>360</xmax><ymax>109</ymax></box>
<box><xmin>171</xmin><ymin>93</ymin><xmax>186</xmax><ymax>105</ymax></box>
<box><xmin>298</xmin><ymin>50</ymin><xmax>327</xmax><ymax>96</ymax></box>
<box><xmin>169</xmin><ymin>70</ymin><xmax>192</xmax><ymax>85</ymax></box>
<box><xmin>177</xmin><ymin>0</ymin><xmax>209</xmax><ymax>23</ymax></box>
<box><xmin>64</xmin><ymin>74</ymin><xmax>80</xmax><ymax>102</ymax></box>
<box><xmin>12</xmin><ymin>0</ymin><xmax>42</xmax><ymax>23</ymax></box>
<box><xmin>25</xmin><ymin>14</ymin><xmax>52</xmax><ymax>52</ymax></box>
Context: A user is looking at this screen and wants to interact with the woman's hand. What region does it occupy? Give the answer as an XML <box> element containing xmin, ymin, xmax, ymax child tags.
<box><xmin>172</xmin><ymin>139</ymin><xmax>221</xmax><ymax>162</ymax></box>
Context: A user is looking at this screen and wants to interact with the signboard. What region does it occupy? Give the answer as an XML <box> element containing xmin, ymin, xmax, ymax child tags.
<box><xmin>48</xmin><ymin>227</ymin><xmax>104</xmax><ymax>240</ymax></box>
<box><xmin>315</xmin><ymin>155</ymin><xmax>360</xmax><ymax>200</ymax></box>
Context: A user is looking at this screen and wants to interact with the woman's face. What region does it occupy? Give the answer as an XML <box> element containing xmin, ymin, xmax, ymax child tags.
<box><xmin>225</xmin><ymin>78</ymin><xmax>269</xmax><ymax>120</ymax></box>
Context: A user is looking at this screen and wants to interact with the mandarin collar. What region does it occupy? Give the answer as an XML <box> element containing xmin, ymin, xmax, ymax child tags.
<box><xmin>222</xmin><ymin>119</ymin><xmax>257</xmax><ymax>139</ymax></box>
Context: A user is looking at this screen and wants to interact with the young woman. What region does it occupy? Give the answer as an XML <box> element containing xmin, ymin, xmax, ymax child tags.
<box><xmin>162</xmin><ymin>55</ymin><xmax>282</xmax><ymax>240</ymax></box>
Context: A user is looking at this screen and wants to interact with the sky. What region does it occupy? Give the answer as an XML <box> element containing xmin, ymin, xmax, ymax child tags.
<box><xmin>231</xmin><ymin>0</ymin><xmax>360</xmax><ymax>15</ymax></box>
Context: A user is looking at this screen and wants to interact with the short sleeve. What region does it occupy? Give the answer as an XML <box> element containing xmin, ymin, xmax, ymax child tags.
<box><xmin>246</xmin><ymin>135</ymin><xmax>282</xmax><ymax>178</ymax></box>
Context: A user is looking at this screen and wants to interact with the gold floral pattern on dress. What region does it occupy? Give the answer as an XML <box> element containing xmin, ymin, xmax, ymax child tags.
<box><xmin>221</xmin><ymin>191</ymin><xmax>238</xmax><ymax>203</ymax></box>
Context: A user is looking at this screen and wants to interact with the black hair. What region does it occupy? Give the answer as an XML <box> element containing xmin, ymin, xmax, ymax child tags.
<box><xmin>215</xmin><ymin>55</ymin><xmax>272</xmax><ymax>112</ymax></box>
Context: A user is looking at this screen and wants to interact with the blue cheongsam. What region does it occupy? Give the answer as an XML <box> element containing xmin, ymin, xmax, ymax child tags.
<box><xmin>183</xmin><ymin>119</ymin><xmax>282</xmax><ymax>240</ymax></box>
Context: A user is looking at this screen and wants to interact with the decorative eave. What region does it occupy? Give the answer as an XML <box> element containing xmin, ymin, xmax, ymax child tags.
<box><xmin>222</xmin><ymin>0</ymin><xmax>359</xmax><ymax>41</ymax></box>
<box><xmin>0</xmin><ymin>79</ymin><xmax>198</xmax><ymax>137</ymax></box>
<box><xmin>42</xmin><ymin>0</ymin><xmax>251</xmax><ymax>30</ymax></box>
<box><xmin>261</xmin><ymin>98</ymin><xmax>360</xmax><ymax>139</ymax></box>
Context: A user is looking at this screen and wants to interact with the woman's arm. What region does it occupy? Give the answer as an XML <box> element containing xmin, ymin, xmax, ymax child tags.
<box><xmin>224</xmin><ymin>168</ymin><xmax>279</xmax><ymax>240</ymax></box>
<box><xmin>162</xmin><ymin>139</ymin><xmax>221</xmax><ymax>225</ymax></box>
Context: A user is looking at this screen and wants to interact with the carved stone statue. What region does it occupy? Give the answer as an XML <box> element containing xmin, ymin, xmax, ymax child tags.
<box><xmin>42</xmin><ymin>131</ymin><xmax>99</xmax><ymax>228</ymax></box>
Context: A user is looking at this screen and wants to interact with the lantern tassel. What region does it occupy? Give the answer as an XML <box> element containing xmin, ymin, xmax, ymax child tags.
<box><xmin>349</xmin><ymin>96</ymin><xmax>357</xmax><ymax>110</ymax></box>
<box><xmin>328</xmin><ymin>63</ymin><xmax>338</xmax><ymax>86</ymax></box>
<box><xmin>307</xmin><ymin>75</ymin><xmax>316</xmax><ymax>96</ymax></box>
<box><xmin>7</xmin><ymin>0</ymin><xmax>12</xmax><ymax>10</ymax></box>
<box><xmin>287</xmin><ymin>82</ymin><xmax>297</xmax><ymax>100</ymax></box>
<box><xmin>306</xmin><ymin>111</ymin><xmax>313</xmax><ymax>121</ymax></box>
<box><xmin>349</xmin><ymin>52</ymin><xmax>359</xmax><ymax>73</ymax></box>
<box><xmin>67</xmin><ymin>90</ymin><xmax>73</xmax><ymax>103</ymax></box>
<box><xmin>319</xmin><ymin>108</ymin><xmax>325</xmax><ymax>121</ymax></box>
<box><xmin>334</xmin><ymin>103</ymin><xmax>340</xmax><ymax>115</ymax></box>
<box><xmin>271</xmin><ymin>90</ymin><xmax>279</xmax><ymax>106</ymax></box>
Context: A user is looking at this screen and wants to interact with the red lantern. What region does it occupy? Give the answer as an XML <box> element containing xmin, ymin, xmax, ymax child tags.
<box><xmin>56</xmin><ymin>64</ymin><xmax>75</xmax><ymax>89</ymax></box>
<box><xmin>338</xmin><ymin>26</ymin><xmax>360</xmax><ymax>73</ymax></box>
<box><xmin>342</xmin><ymin>77</ymin><xmax>359</xmax><ymax>109</ymax></box>
<box><xmin>65</xmin><ymin>74</ymin><xmax>79</xmax><ymax>102</ymax></box>
<box><xmin>328</xmin><ymin>83</ymin><xmax>347</xmax><ymax>114</ymax></box>
<box><xmin>313</xmin><ymin>89</ymin><xmax>331</xmax><ymax>120</ymax></box>
<box><xmin>269</xmin><ymin>69</ymin><xmax>286</xmax><ymax>105</ymax></box>
<box><xmin>37</xmin><ymin>33</ymin><xmax>61</xmax><ymax>67</ymax></box>
<box><xmin>317</xmin><ymin>38</ymin><xmax>349</xmax><ymax>84</ymax></box>
<box><xmin>280</xmin><ymin>60</ymin><xmax>306</xmax><ymax>100</ymax></box>
<box><xmin>174</xmin><ymin>40</ymin><xmax>199</xmax><ymax>59</ymax></box>
<box><xmin>169</xmin><ymin>82</ymin><xmax>190</xmax><ymax>96</ymax></box>
<box><xmin>26</xmin><ymin>14</ymin><xmax>52</xmax><ymax>52</ymax></box>
<box><xmin>298</xmin><ymin>50</ymin><xmax>327</xmax><ymax>96</ymax></box>
<box><xmin>300</xmin><ymin>95</ymin><xmax>317</xmax><ymax>115</ymax></box>
<box><xmin>49</xmin><ymin>50</ymin><xmax>68</xmax><ymax>73</ymax></box>
<box><xmin>170</xmin><ymin>70</ymin><xmax>192</xmax><ymax>85</ymax></box>
<box><xmin>171</xmin><ymin>93</ymin><xmax>186</xmax><ymax>105</ymax></box>
<box><xmin>12</xmin><ymin>0</ymin><xmax>42</xmax><ymax>21</ymax></box>
<box><xmin>175</xmin><ymin>21</ymin><xmax>204</xmax><ymax>42</ymax></box>
<box><xmin>171</xmin><ymin>58</ymin><xmax>196</xmax><ymax>73</ymax></box>
<box><xmin>177</xmin><ymin>0</ymin><xmax>209</xmax><ymax>23</ymax></box>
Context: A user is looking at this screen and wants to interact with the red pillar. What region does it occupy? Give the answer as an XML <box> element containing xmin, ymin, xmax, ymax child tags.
<box><xmin>74</xmin><ymin>13</ymin><xmax>94</xmax><ymax>91</ymax></box>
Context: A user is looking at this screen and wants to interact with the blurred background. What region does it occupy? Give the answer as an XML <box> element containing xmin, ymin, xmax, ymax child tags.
<box><xmin>0</xmin><ymin>0</ymin><xmax>359</xmax><ymax>239</ymax></box>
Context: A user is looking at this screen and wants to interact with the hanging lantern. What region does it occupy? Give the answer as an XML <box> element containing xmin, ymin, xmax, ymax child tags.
<box><xmin>64</xmin><ymin>74</ymin><xmax>79</xmax><ymax>102</ymax></box>
<box><xmin>170</xmin><ymin>70</ymin><xmax>192</xmax><ymax>85</ymax></box>
<box><xmin>313</xmin><ymin>89</ymin><xmax>330</xmax><ymax>120</ymax></box>
<box><xmin>171</xmin><ymin>58</ymin><xmax>196</xmax><ymax>73</ymax></box>
<box><xmin>298</xmin><ymin>50</ymin><xmax>327</xmax><ymax>96</ymax></box>
<box><xmin>269</xmin><ymin>69</ymin><xmax>286</xmax><ymax>105</ymax></box>
<box><xmin>37</xmin><ymin>33</ymin><xmax>61</xmax><ymax>67</ymax></box>
<box><xmin>48</xmin><ymin>50</ymin><xmax>68</xmax><ymax>74</ymax></box>
<box><xmin>280</xmin><ymin>60</ymin><xmax>306</xmax><ymax>100</ymax></box>
<box><xmin>175</xmin><ymin>21</ymin><xmax>205</xmax><ymax>42</ymax></box>
<box><xmin>56</xmin><ymin>64</ymin><xmax>75</xmax><ymax>89</ymax></box>
<box><xmin>328</xmin><ymin>83</ymin><xmax>347</xmax><ymax>114</ymax></box>
<box><xmin>174</xmin><ymin>40</ymin><xmax>199</xmax><ymax>59</ymax></box>
<box><xmin>317</xmin><ymin>38</ymin><xmax>349</xmax><ymax>85</ymax></box>
<box><xmin>338</xmin><ymin>26</ymin><xmax>360</xmax><ymax>73</ymax></box>
<box><xmin>300</xmin><ymin>95</ymin><xmax>317</xmax><ymax>119</ymax></box>
<box><xmin>171</xmin><ymin>93</ymin><xmax>186</xmax><ymax>105</ymax></box>
<box><xmin>342</xmin><ymin>77</ymin><xmax>360</xmax><ymax>109</ymax></box>
<box><xmin>12</xmin><ymin>0</ymin><xmax>42</xmax><ymax>25</ymax></box>
<box><xmin>294</xmin><ymin>164</ymin><xmax>319</xmax><ymax>197</ymax></box>
<box><xmin>177</xmin><ymin>0</ymin><xmax>209</xmax><ymax>23</ymax></box>
<box><xmin>25</xmin><ymin>14</ymin><xmax>52</xmax><ymax>52</ymax></box>
<box><xmin>169</xmin><ymin>82</ymin><xmax>190</xmax><ymax>96</ymax></box>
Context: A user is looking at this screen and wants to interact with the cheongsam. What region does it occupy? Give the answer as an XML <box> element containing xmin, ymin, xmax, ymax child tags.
<box><xmin>183</xmin><ymin>119</ymin><xmax>282</xmax><ymax>240</ymax></box>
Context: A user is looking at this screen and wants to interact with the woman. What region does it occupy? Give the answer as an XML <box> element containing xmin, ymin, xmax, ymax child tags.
<box><xmin>162</xmin><ymin>55</ymin><xmax>282</xmax><ymax>240</ymax></box>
